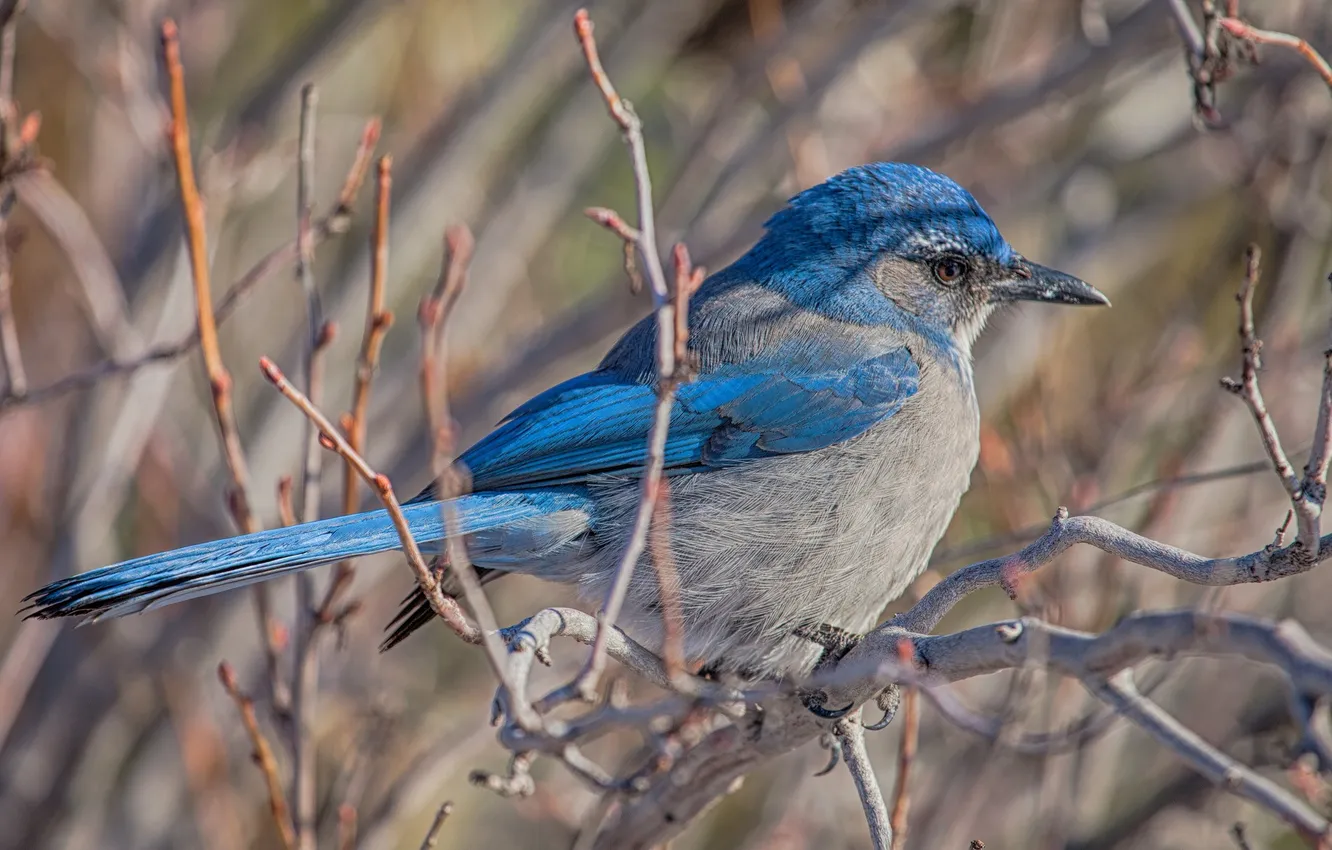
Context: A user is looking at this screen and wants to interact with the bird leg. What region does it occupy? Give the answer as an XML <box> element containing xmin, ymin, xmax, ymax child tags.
<box><xmin>794</xmin><ymin>622</ymin><xmax>863</xmax><ymax>719</ymax></box>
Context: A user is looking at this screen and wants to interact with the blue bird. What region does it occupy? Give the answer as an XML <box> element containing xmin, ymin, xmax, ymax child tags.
<box><xmin>24</xmin><ymin>163</ymin><xmax>1107</xmax><ymax>680</ymax></box>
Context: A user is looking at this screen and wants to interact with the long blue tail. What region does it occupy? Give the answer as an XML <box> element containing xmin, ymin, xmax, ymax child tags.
<box><xmin>23</xmin><ymin>492</ymin><xmax>574</xmax><ymax>624</ymax></box>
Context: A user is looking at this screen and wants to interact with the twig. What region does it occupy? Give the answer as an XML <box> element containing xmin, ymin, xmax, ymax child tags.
<box><xmin>291</xmin><ymin>81</ymin><xmax>322</xmax><ymax>850</ymax></box>
<box><xmin>0</xmin><ymin>182</ymin><xmax>20</xmax><ymax>399</ymax></box>
<box><xmin>218</xmin><ymin>662</ymin><xmax>297</xmax><ymax>850</ymax></box>
<box><xmin>417</xmin><ymin>224</ymin><xmax>519</xmax><ymax>716</ymax></box>
<box><xmin>1221</xmin><ymin>246</ymin><xmax>1325</xmax><ymax>561</ymax></box>
<box><xmin>163</xmin><ymin>19</ymin><xmax>257</xmax><ymax>536</ymax></box>
<box><xmin>1090</xmin><ymin>671</ymin><xmax>1330</xmax><ymax>843</ymax></box>
<box><xmin>419</xmin><ymin>801</ymin><xmax>454</xmax><ymax>849</ymax></box>
<box><xmin>571</xmin><ymin>8</ymin><xmax>688</xmax><ymax>701</ymax></box>
<box><xmin>325</xmin><ymin>154</ymin><xmax>396</xmax><ymax>615</ymax></box>
<box><xmin>337</xmin><ymin>805</ymin><xmax>357</xmax><ymax>850</ymax></box>
<box><xmin>0</xmin><ymin>1</ymin><xmax>26</xmax><ymax>400</ymax></box>
<box><xmin>837</xmin><ymin>715</ymin><xmax>891</xmax><ymax>850</ymax></box>
<box><xmin>162</xmin><ymin>18</ymin><xmax>290</xmax><ymax>714</ymax></box>
<box><xmin>1219</xmin><ymin>16</ymin><xmax>1332</xmax><ymax>92</ymax></box>
<box><xmin>258</xmin><ymin>355</ymin><xmax>480</xmax><ymax>643</ymax></box>
<box><xmin>888</xmin><ymin>684</ymin><xmax>919</xmax><ymax>849</ymax></box>
<box><xmin>0</xmin><ymin>117</ymin><xmax>380</xmax><ymax>411</ymax></box>
<box><xmin>647</xmin><ymin>481</ymin><xmax>687</xmax><ymax>684</ymax></box>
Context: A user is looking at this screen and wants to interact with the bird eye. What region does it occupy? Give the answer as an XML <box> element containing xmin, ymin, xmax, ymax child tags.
<box><xmin>933</xmin><ymin>257</ymin><xmax>969</xmax><ymax>285</ymax></box>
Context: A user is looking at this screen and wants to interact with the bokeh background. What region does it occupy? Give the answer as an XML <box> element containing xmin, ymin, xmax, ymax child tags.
<box><xmin>2</xmin><ymin>0</ymin><xmax>1332</xmax><ymax>847</ymax></box>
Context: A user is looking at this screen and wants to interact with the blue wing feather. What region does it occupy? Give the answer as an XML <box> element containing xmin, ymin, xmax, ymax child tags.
<box><xmin>462</xmin><ymin>339</ymin><xmax>920</xmax><ymax>491</ymax></box>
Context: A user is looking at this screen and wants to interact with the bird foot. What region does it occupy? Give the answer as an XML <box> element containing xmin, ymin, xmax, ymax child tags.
<box><xmin>794</xmin><ymin>622</ymin><xmax>863</xmax><ymax>719</ymax></box>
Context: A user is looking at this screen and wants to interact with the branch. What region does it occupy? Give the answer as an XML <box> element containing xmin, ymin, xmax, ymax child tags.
<box><xmin>1219</xmin><ymin>15</ymin><xmax>1332</xmax><ymax>92</ymax></box>
<box><xmin>1090</xmin><ymin>671</ymin><xmax>1329</xmax><ymax>843</ymax></box>
<box><xmin>569</xmin><ymin>7</ymin><xmax>691</xmax><ymax>703</ymax></box>
<box><xmin>888</xmin><ymin>685</ymin><xmax>918</xmax><ymax>850</ymax></box>
<box><xmin>218</xmin><ymin>662</ymin><xmax>296</xmax><ymax>850</ymax></box>
<box><xmin>837</xmin><ymin>714</ymin><xmax>891</xmax><ymax>850</ymax></box>
<box><xmin>324</xmin><ymin>154</ymin><xmax>396</xmax><ymax>615</ymax></box>
<box><xmin>258</xmin><ymin>355</ymin><xmax>481</xmax><ymax>644</ymax></box>
<box><xmin>417</xmin><ymin>224</ymin><xmax>520</xmax><ymax>719</ymax></box>
<box><xmin>418</xmin><ymin>801</ymin><xmax>453</xmax><ymax>850</ymax></box>
<box><xmin>0</xmin><ymin>117</ymin><xmax>380</xmax><ymax>411</ymax></box>
<box><xmin>290</xmin><ymin>81</ymin><xmax>325</xmax><ymax>850</ymax></box>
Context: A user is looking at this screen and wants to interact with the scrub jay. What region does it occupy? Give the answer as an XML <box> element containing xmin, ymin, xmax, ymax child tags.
<box><xmin>25</xmin><ymin>162</ymin><xmax>1107</xmax><ymax>681</ymax></box>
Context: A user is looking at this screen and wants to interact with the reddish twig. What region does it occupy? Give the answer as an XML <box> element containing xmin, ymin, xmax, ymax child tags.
<box><xmin>585</xmin><ymin>207</ymin><xmax>643</xmax><ymax>294</ymax></box>
<box><xmin>163</xmin><ymin>19</ymin><xmax>257</xmax><ymax>536</ymax></box>
<box><xmin>419</xmin><ymin>801</ymin><xmax>454</xmax><ymax>849</ymax></box>
<box><xmin>163</xmin><ymin>18</ymin><xmax>291</xmax><ymax>714</ymax></box>
<box><xmin>258</xmin><ymin>355</ymin><xmax>480</xmax><ymax>643</ymax></box>
<box><xmin>1219</xmin><ymin>16</ymin><xmax>1332</xmax><ymax>92</ymax></box>
<box><xmin>647</xmin><ymin>481</ymin><xmax>687</xmax><ymax>684</ymax></box>
<box><xmin>0</xmin><ymin>118</ymin><xmax>380</xmax><ymax>411</ymax></box>
<box><xmin>337</xmin><ymin>805</ymin><xmax>357</xmax><ymax>850</ymax></box>
<box><xmin>277</xmin><ymin>475</ymin><xmax>297</xmax><ymax>527</ymax></box>
<box><xmin>888</xmin><ymin>676</ymin><xmax>919</xmax><ymax>849</ymax></box>
<box><xmin>218</xmin><ymin>662</ymin><xmax>297</xmax><ymax>850</ymax></box>
<box><xmin>324</xmin><ymin>155</ymin><xmax>396</xmax><ymax>615</ymax></box>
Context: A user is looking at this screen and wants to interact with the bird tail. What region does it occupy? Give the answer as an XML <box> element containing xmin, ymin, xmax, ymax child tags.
<box><xmin>22</xmin><ymin>492</ymin><xmax>563</xmax><ymax>624</ymax></box>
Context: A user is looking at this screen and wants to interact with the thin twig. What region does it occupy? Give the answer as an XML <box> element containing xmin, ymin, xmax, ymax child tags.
<box><xmin>1220</xmin><ymin>246</ymin><xmax>1324</xmax><ymax>560</ymax></box>
<box><xmin>337</xmin><ymin>805</ymin><xmax>357</xmax><ymax>850</ymax></box>
<box><xmin>258</xmin><ymin>355</ymin><xmax>480</xmax><ymax>643</ymax></box>
<box><xmin>0</xmin><ymin>118</ymin><xmax>380</xmax><ymax>411</ymax></box>
<box><xmin>163</xmin><ymin>18</ymin><xmax>291</xmax><ymax>715</ymax></box>
<box><xmin>418</xmin><ymin>225</ymin><xmax>518</xmax><ymax>713</ymax></box>
<box><xmin>325</xmin><ymin>154</ymin><xmax>396</xmax><ymax>615</ymax></box>
<box><xmin>571</xmin><ymin>8</ymin><xmax>686</xmax><ymax>701</ymax></box>
<box><xmin>163</xmin><ymin>19</ymin><xmax>258</xmax><ymax>536</ymax></box>
<box><xmin>0</xmin><ymin>184</ymin><xmax>20</xmax><ymax>399</ymax></box>
<box><xmin>838</xmin><ymin>715</ymin><xmax>892</xmax><ymax>850</ymax></box>
<box><xmin>1090</xmin><ymin>670</ymin><xmax>1331</xmax><ymax>843</ymax></box>
<box><xmin>888</xmin><ymin>679</ymin><xmax>918</xmax><ymax>849</ymax></box>
<box><xmin>291</xmin><ymin>81</ymin><xmax>322</xmax><ymax>850</ymax></box>
<box><xmin>218</xmin><ymin>662</ymin><xmax>297</xmax><ymax>850</ymax></box>
<box><xmin>419</xmin><ymin>801</ymin><xmax>454</xmax><ymax>849</ymax></box>
<box><xmin>1219</xmin><ymin>16</ymin><xmax>1332</xmax><ymax>91</ymax></box>
<box><xmin>0</xmin><ymin>1</ymin><xmax>27</xmax><ymax>400</ymax></box>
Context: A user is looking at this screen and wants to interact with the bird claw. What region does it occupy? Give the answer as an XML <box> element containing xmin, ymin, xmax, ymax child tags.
<box><xmin>863</xmin><ymin>685</ymin><xmax>901</xmax><ymax>731</ymax></box>
<box><xmin>814</xmin><ymin>730</ymin><xmax>843</xmax><ymax>776</ymax></box>
<box><xmin>801</xmin><ymin>688</ymin><xmax>854</xmax><ymax>719</ymax></box>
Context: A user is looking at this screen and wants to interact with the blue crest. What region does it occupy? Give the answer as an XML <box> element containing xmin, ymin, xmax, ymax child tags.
<box><xmin>720</xmin><ymin>163</ymin><xmax>1014</xmax><ymax>329</ymax></box>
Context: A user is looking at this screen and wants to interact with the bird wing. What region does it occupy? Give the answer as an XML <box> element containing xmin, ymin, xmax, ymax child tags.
<box><xmin>459</xmin><ymin>339</ymin><xmax>920</xmax><ymax>491</ymax></box>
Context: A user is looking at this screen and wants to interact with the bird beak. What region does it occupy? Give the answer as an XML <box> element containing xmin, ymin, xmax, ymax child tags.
<box><xmin>991</xmin><ymin>260</ymin><xmax>1110</xmax><ymax>307</ymax></box>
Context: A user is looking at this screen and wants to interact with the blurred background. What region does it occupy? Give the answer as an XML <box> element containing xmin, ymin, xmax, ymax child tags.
<box><xmin>1</xmin><ymin>0</ymin><xmax>1331</xmax><ymax>847</ymax></box>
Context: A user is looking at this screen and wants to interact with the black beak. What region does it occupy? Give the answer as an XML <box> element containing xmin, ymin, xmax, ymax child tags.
<box><xmin>991</xmin><ymin>260</ymin><xmax>1110</xmax><ymax>307</ymax></box>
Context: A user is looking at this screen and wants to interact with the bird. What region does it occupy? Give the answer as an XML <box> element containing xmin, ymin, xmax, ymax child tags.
<box><xmin>23</xmin><ymin>162</ymin><xmax>1107</xmax><ymax>688</ymax></box>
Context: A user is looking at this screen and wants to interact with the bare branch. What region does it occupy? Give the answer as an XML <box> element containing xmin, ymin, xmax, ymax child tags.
<box><xmin>291</xmin><ymin>81</ymin><xmax>323</xmax><ymax>850</ymax></box>
<box><xmin>418</xmin><ymin>801</ymin><xmax>454</xmax><ymax>850</ymax></box>
<box><xmin>1219</xmin><ymin>16</ymin><xmax>1332</xmax><ymax>92</ymax></box>
<box><xmin>570</xmin><ymin>8</ymin><xmax>690</xmax><ymax>703</ymax></box>
<box><xmin>218</xmin><ymin>662</ymin><xmax>297</xmax><ymax>850</ymax></box>
<box><xmin>1090</xmin><ymin>671</ymin><xmax>1329</xmax><ymax>843</ymax></box>
<box><xmin>837</xmin><ymin>715</ymin><xmax>891</xmax><ymax>850</ymax></box>
<box><xmin>888</xmin><ymin>685</ymin><xmax>918</xmax><ymax>850</ymax></box>
<box><xmin>258</xmin><ymin>355</ymin><xmax>481</xmax><ymax>644</ymax></box>
<box><xmin>0</xmin><ymin>118</ymin><xmax>380</xmax><ymax>411</ymax></box>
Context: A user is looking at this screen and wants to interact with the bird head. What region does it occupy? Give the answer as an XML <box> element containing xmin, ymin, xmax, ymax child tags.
<box><xmin>737</xmin><ymin>162</ymin><xmax>1108</xmax><ymax>354</ymax></box>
